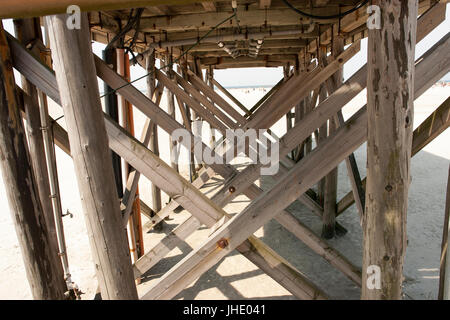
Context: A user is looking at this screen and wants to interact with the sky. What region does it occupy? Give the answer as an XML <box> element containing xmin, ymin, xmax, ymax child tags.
<box><xmin>2</xmin><ymin>3</ymin><xmax>449</xmax><ymax>89</ymax></box>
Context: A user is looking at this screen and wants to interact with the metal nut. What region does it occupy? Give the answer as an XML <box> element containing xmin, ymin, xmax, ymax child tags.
<box><xmin>217</xmin><ymin>238</ymin><xmax>229</xmax><ymax>249</ymax></box>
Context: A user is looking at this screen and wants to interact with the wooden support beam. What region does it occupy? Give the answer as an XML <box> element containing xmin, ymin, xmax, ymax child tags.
<box><xmin>121</xmin><ymin>82</ymin><xmax>164</xmax><ymax>225</ymax></box>
<box><xmin>260</xmin><ymin>0</ymin><xmax>271</xmax><ymax>9</ymax></box>
<box><xmin>0</xmin><ymin>22</ymin><xmax>66</xmax><ymax>300</ymax></box>
<box><xmin>103</xmin><ymin>109</ymin><xmax>328</xmax><ymax>300</ymax></box>
<box><xmin>200</xmin><ymin>55</ymin><xmax>298</xmax><ymax>68</ymax></box>
<box><xmin>321</xmin><ymin>42</ymin><xmax>339</xmax><ymax>239</ymax></box>
<box><xmin>245</xmin><ymin>41</ymin><xmax>360</xmax><ymax>130</ymax></box>
<box><xmin>14</xmin><ymin>22</ymin><xmax>445</xmax><ymax>300</ymax></box>
<box><xmin>303</xmin><ymin>0</ymin><xmax>433</xmax><ymax>58</ymax></box>
<box><xmin>156</xmin><ymin>69</ymin><xmax>229</xmax><ymax>133</ymax></box>
<box><xmin>13</xmin><ymin>18</ymin><xmax>62</xmax><ymax>260</ymax></box>
<box><xmin>146</xmin><ymin>51</ymin><xmax>162</xmax><ymax>221</ymax></box>
<box><xmin>147</xmin><ymin>5</ymin><xmax>172</xmax><ymax>16</ymax></box>
<box><xmin>46</xmin><ymin>13</ymin><xmax>137</xmax><ymax>300</ymax></box>
<box><xmin>148</xmin><ymin>56</ymin><xmax>370</xmax><ymax>238</ymax></box>
<box><xmin>142</xmin><ymin>103</ymin><xmax>369</xmax><ymax>300</ymax></box>
<box><xmin>136</xmin><ymin>107</ymin><xmax>359</xmax><ymax>284</ymax></box>
<box><xmin>337</xmin><ymin>94</ymin><xmax>450</xmax><ymax>218</ymax></box>
<box><xmin>186</xmin><ymin>70</ymin><xmax>248</xmax><ymax>125</ymax></box>
<box><xmin>439</xmin><ymin>165</ymin><xmax>450</xmax><ymax>299</ymax></box>
<box><xmin>173</xmin><ymin>70</ymin><xmax>238</xmax><ymax>129</ymax></box>
<box><xmin>362</xmin><ymin>0</ymin><xmax>418</xmax><ymax>300</ymax></box>
<box><xmin>189</xmin><ymin>39</ymin><xmax>307</xmax><ymax>53</ymax></box>
<box><xmin>103</xmin><ymin>47</ymin><xmax>123</xmax><ymax>198</ymax></box>
<box><xmin>11</xmin><ymin>32</ymin><xmax>327</xmax><ymax>300</ymax></box>
<box><xmin>201</xmin><ymin>2</ymin><xmax>216</xmax><ymax>12</ymax></box>
<box><xmin>249</xmin><ymin>76</ymin><xmax>285</xmax><ymax>115</ymax></box>
<box><xmin>316</xmin><ymin>83</ymin><xmax>327</xmax><ymax>207</ymax></box>
<box><xmin>206</xmin><ymin>66</ymin><xmax>216</xmax><ymax>149</ymax></box>
<box><xmin>333</xmin><ymin>2</ymin><xmax>450</xmax><ymax>214</ymax></box>
<box><xmin>0</xmin><ymin>0</ymin><xmax>218</xmax><ymax>19</ymax></box>
<box><xmin>138</xmin><ymin>8</ymin><xmax>334</xmax><ymax>32</ymax></box>
<box><xmin>140</xmin><ymin>31</ymin><xmax>450</xmax><ymax>300</ymax></box>
<box><xmin>331</xmin><ymin>5</ymin><xmax>448</xmax><ymax>216</ymax></box>
<box><xmin>209</xmin><ymin>77</ymin><xmax>251</xmax><ymax>118</ymax></box>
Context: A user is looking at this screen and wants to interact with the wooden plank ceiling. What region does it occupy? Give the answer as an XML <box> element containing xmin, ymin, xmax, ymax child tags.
<box><xmin>88</xmin><ymin>0</ymin><xmax>434</xmax><ymax>69</ymax></box>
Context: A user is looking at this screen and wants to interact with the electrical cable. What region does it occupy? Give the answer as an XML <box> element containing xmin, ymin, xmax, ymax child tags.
<box><xmin>101</xmin><ymin>12</ymin><xmax>237</xmax><ymax>98</ymax></box>
<box><xmin>282</xmin><ymin>0</ymin><xmax>369</xmax><ymax>20</ymax></box>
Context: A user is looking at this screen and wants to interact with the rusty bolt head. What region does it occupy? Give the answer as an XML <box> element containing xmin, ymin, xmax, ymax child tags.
<box><xmin>229</xmin><ymin>186</ymin><xmax>236</xmax><ymax>193</ymax></box>
<box><xmin>217</xmin><ymin>238</ymin><xmax>229</xmax><ymax>249</ymax></box>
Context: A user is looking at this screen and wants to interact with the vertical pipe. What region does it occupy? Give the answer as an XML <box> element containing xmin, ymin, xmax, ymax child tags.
<box><xmin>117</xmin><ymin>49</ymin><xmax>141</xmax><ymax>267</ymax></box>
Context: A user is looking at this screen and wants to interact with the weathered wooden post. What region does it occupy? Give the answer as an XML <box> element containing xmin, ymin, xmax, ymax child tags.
<box><xmin>180</xmin><ymin>60</ymin><xmax>198</xmax><ymax>181</ymax></box>
<box><xmin>0</xmin><ymin>23</ymin><xmax>66</xmax><ymax>300</ymax></box>
<box><xmin>317</xmin><ymin>83</ymin><xmax>327</xmax><ymax>206</ymax></box>
<box><xmin>103</xmin><ymin>47</ymin><xmax>123</xmax><ymax>198</ymax></box>
<box><xmin>206</xmin><ymin>66</ymin><xmax>216</xmax><ymax>149</ymax></box>
<box><xmin>46</xmin><ymin>13</ymin><xmax>138</xmax><ymax>299</ymax></box>
<box><xmin>146</xmin><ymin>50</ymin><xmax>162</xmax><ymax>220</ymax></box>
<box><xmin>165</xmin><ymin>52</ymin><xmax>179</xmax><ymax>173</ymax></box>
<box><xmin>322</xmin><ymin>32</ymin><xmax>344</xmax><ymax>239</ymax></box>
<box><xmin>439</xmin><ymin>165</ymin><xmax>450</xmax><ymax>299</ymax></box>
<box><xmin>362</xmin><ymin>0</ymin><xmax>418</xmax><ymax>300</ymax></box>
<box><xmin>13</xmin><ymin>18</ymin><xmax>62</xmax><ymax>253</ymax></box>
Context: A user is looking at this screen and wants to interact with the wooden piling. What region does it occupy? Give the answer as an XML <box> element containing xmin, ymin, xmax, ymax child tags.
<box><xmin>362</xmin><ymin>0</ymin><xmax>418</xmax><ymax>300</ymax></box>
<box><xmin>439</xmin><ymin>165</ymin><xmax>450</xmax><ymax>299</ymax></box>
<box><xmin>103</xmin><ymin>47</ymin><xmax>123</xmax><ymax>198</ymax></box>
<box><xmin>46</xmin><ymin>13</ymin><xmax>138</xmax><ymax>299</ymax></box>
<box><xmin>166</xmin><ymin>53</ymin><xmax>179</xmax><ymax>173</ymax></box>
<box><xmin>146</xmin><ymin>51</ymin><xmax>162</xmax><ymax>217</ymax></box>
<box><xmin>13</xmin><ymin>18</ymin><xmax>64</xmax><ymax>256</ymax></box>
<box><xmin>0</xmin><ymin>23</ymin><xmax>66</xmax><ymax>299</ymax></box>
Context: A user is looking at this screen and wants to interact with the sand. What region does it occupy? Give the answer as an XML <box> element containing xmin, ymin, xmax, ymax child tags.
<box><xmin>0</xmin><ymin>85</ymin><xmax>448</xmax><ymax>300</ymax></box>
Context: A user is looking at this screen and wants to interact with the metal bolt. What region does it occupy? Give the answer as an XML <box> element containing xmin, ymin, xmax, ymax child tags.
<box><xmin>217</xmin><ymin>238</ymin><xmax>229</xmax><ymax>249</ymax></box>
<box><xmin>229</xmin><ymin>186</ymin><xmax>236</xmax><ymax>193</ymax></box>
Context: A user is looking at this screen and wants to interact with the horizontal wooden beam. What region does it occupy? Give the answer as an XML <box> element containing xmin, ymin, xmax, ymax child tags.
<box><xmin>304</xmin><ymin>0</ymin><xmax>436</xmax><ymax>58</ymax></box>
<box><xmin>0</xmin><ymin>0</ymin><xmax>218</xmax><ymax>19</ymax></box>
<box><xmin>194</xmin><ymin>47</ymin><xmax>305</xmax><ymax>58</ymax></box>
<box><xmin>188</xmin><ymin>39</ymin><xmax>307</xmax><ymax>52</ymax></box>
<box><xmin>138</xmin><ymin>8</ymin><xmax>338</xmax><ymax>32</ymax></box>
<box><xmin>201</xmin><ymin>2</ymin><xmax>216</xmax><ymax>12</ymax></box>
<box><xmin>200</xmin><ymin>54</ymin><xmax>298</xmax><ymax>67</ymax></box>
